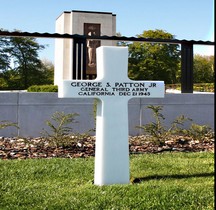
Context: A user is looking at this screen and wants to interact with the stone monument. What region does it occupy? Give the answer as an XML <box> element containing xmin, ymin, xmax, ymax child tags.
<box><xmin>54</xmin><ymin>10</ymin><xmax>116</xmax><ymax>85</ymax></box>
<box><xmin>59</xmin><ymin>46</ymin><xmax>164</xmax><ymax>186</ymax></box>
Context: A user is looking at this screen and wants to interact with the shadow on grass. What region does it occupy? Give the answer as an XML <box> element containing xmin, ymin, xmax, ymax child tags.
<box><xmin>132</xmin><ymin>172</ymin><xmax>214</xmax><ymax>184</ymax></box>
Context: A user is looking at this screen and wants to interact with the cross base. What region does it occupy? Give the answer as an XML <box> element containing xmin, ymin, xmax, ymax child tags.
<box><xmin>94</xmin><ymin>98</ymin><xmax>130</xmax><ymax>185</ymax></box>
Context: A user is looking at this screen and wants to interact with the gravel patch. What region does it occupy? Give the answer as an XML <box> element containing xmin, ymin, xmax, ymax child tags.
<box><xmin>0</xmin><ymin>135</ymin><xmax>214</xmax><ymax>159</ymax></box>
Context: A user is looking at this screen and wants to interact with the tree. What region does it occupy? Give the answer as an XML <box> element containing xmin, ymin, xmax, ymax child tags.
<box><xmin>0</xmin><ymin>31</ymin><xmax>47</xmax><ymax>89</ymax></box>
<box><xmin>40</xmin><ymin>59</ymin><xmax>54</xmax><ymax>84</ymax></box>
<box><xmin>0</xmin><ymin>35</ymin><xmax>10</xmax><ymax>72</ymax></box>
<box><xmin>7</xmin><ymin>35</ymin><xmax>45</xmax><ymax>89</ymax></box>
<box><xmin>128</xmin><ymin>30</ymin><xmax>181</xmax><ymax>84</ymax></box>
<box><xmin>193</xmin><ymin>55</ymin><xmax>214</xmax><ymax>83</ymax></box>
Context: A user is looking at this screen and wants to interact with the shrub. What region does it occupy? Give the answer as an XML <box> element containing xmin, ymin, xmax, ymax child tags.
<box><xmin>165</xmin><ymin>83</ymin><xmax>214</xmax><ymax>92</ymax></box>
<box><xmin>41</xmin><ymin>111</ymin><xmax>82</xmax><ymax>148</ymax></box>
<box><xmin>138</xmin><ymin>105</ymin><xmax>213</xmax><ymax>145</ymax></box>
<box><xmin>186</xmin><ymin>123</ymin><xmax>214</xmax><ymax>141</ymax></box>
<box><xmin>193</xmin><ymin>83</ymin><xmax>214</xmax><ymax>92</ymax></box>
<box><xmin>27</xmin><ymin>85</ymin><xmax>58</xmax><ymax>92</ymax></box>
<box><xmin>138</xmin><ymin>105</ymin><xmax>191</xmax><ymax>145</ymax></box>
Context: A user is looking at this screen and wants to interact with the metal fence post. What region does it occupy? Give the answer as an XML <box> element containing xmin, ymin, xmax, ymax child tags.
<box><xmin>73</xmin><ymin>36</ymin><xmax>87</xmax><ymax>79</ymax></box>
<box><xmin>181</xmin><ymin>42</ymin><xmax>194</xmax><ymax>93</ymax></box>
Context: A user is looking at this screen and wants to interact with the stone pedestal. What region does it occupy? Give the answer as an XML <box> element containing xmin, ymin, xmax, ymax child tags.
<box><xmin>54</xmin><ymin>10</ymin><xmax>116</xmax><ymax>85</ymax></box>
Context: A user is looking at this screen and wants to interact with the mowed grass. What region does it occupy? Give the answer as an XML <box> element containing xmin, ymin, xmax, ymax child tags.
<box><xmin>0</xmin><ymin>152</ymin><xmax>214</xmax><ymax>210</ymax></box>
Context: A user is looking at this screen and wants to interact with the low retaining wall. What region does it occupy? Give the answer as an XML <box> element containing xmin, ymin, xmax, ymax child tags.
<box><xmin>0</xmin><ymin>92</ymin><xmax>214</xmax><ymax>137</ymax></box>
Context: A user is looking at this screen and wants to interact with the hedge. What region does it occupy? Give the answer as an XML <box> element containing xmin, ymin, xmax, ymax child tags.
<box><xmin>27</xmin><ymin>85</ymin><xmax>58</xmax><ymax>92</ymax></box>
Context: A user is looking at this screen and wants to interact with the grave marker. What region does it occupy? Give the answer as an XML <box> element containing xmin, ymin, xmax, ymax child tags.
<box><xmin>59</xmin><ymin>46</ymin><xmax>164</xmax><ymax>186</ymax></box>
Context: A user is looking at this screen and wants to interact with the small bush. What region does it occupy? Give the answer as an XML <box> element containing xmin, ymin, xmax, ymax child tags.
<box><xmin>165</xmin><ymin>83</ymin><xmax>214</xmax><ymax>92</ymax></box>
<box><xmin>27</xmin><ymin>85</ymin><xmax>58</xmax><ymax>92</ymax></box>
<box><xmin>137</xmin><ymin>105</ymin><xmax>191</xmax><ymax>145</ymax></box>
<box><xmin>41</xmin><ymin>111</ymin><xmax>81</xmax><ymax>148</ymax></box>
<box><xmin>138</xmin><ymin>105</ymin><xmax>213</xmax><ymax>145</ymax></box>
<box><xmin>193</xmin><ymin>83</ymin><xmax>214</xmax><ymax>92</ymax></box>
<box><xmin>186</xmin><ymin>123</ymin><xmax>214</xmax><ymax>141</ymax></box>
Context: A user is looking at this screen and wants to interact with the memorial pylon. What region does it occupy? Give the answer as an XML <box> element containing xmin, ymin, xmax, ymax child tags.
<box><xmin>55</xmin><ymin>10</ymin><xmax>116</xmax><ymax>84</ymax></box>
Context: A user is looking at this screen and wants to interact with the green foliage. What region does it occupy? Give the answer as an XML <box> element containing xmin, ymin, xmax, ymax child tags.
<box><xmin>197</xmin><ymin>83</ymin><xmax>213</xmax><ymax>92</ymax></box>
<box><xmin>139</xmin><ymin>105</ymin><xmax>166</xmax><ymax>143</ymax></box>
<box><xmin>171</xmin><ymin>115</ymin><xmax>192</xmax><ymax>133</ymax></box>
<box><xmin>0</xmin><ymin>30</ymin><xmax>54</xmax><ymax>90</ymax></box>
<box><xmin>40</xmin><ymin>59</ymin><xmax>54</xmax><ymax>84</ymax></box>
<box><xmin>193</xmin><ymin>55</ymin><xmax>214</xmax><ymax>83</ymax></box>
<box><xmin>3</xmin><ymin>34</ymin><xmax>44</xmax><ymax>89</ymax></box>
<box><xmin>138</xmin><ymin>105</ymin><xmax>213</xmax><ymax>145</ymax></box>
<box><xmin>0</xmin><ymin>32</ymin><xmax>11</xmax><ymax>71</ymax></box>
<box><xmin>27</xmin><ymin>85</ymin><xmax>58</xmax><ymax>92</ymax></box>
<box><xmin>186</xmin><ymin>123</ymin><xmax>213</xmax><ymax>141</ymax></box>
<box><xmin>0</xmin><ymin>153</ymin><xmax>214</xmax><ymax>209</ymax></box>
<box><xmin>138</xmin><ymin>105</ymin><xmax>192</xmax><ymax>145</ymax></box>
<box><xmin>0</xmin><ymin>77</ymin><xmax>8</xmax><ymax>89</ymax></box>
<box><xmin>166</xmin><ymin>83</ymin><xmax>214</xmax><ymax>92</ymax></box>
<box><xmin>194</xmin><ymin>83</ymin><xmax>214</xmax><ymax>92</ymax></box>
<box><xmin>128</xmin><ymin>29</ymin><xmax>181</xmax><ymax>84</ymax></box>
<box><xmin>0</xmin><ymin>120</ymin><xmax>18</xmax><ymax>130</ymax></box>
<box><xmin>42</xmin><ymin>111</ymin><xmax>80</xmax><ymax>148</ymax></box>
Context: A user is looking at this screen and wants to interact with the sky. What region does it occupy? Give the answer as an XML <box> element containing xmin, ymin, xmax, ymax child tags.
<box><xmin>0</xmin><ymin>0</ymin><xmax>214</xmax><ymax>62</ymax></box>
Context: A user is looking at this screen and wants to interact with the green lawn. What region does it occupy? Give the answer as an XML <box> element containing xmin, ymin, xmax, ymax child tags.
<box><xmin>0</xmin><ymin>152</ymin><xmax>214</xmax><ymax>210</ymax></box>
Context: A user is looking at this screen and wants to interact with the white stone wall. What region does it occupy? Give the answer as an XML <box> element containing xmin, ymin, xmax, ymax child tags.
<box><xmin>0</xmin><ymin>93</ymin><xmax>214</xmax><ymax>137</ymax></box>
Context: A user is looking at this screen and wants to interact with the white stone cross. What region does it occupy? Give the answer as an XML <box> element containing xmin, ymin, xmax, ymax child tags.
<box><xmin>58</xmin><ymin>46</ymin><xmax>164</xmax><ymax>186</ymax></box>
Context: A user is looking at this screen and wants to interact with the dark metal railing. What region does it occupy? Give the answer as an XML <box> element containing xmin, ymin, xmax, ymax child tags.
<box><xmin>0</xmin><ymin>30</ymin><xmax>214</xmax><ymax>93</ymax></box>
